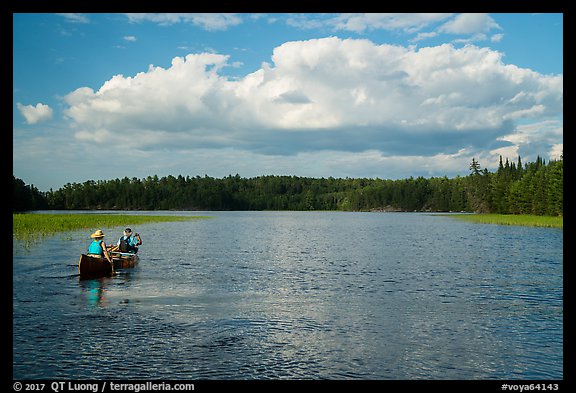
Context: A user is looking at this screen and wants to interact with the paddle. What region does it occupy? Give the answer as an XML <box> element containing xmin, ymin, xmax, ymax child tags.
<box><xmin>108</xmin><ymin>245</ymin><xmax>119</xmax><ymax>253</ymax></box>
<box><xmin>103</xmin><ymin>242</ymin><xmax>115</xmax><ymax>273</ymax></box>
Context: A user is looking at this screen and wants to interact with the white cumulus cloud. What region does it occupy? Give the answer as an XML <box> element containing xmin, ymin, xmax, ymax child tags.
<box><xmin>62</xmin><ymin>37</ymin><xmax>563</xmax><ymax>159</ymax></box>
<box><xmin>17</xmin><ymin>102</ymin><xmax>54</xmax><ymax>124</ymax></box>
<box><xmin>439</xmin><ymin>13</ymin><xmax>501</xmax><ymax>35</ymax></box>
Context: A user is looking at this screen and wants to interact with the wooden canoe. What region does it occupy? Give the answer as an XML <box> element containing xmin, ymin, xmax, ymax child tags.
<box><xmin>110</xmin><ymin>252</ymin><xmax>139</xmax><ymax>269</ymax></box>
<box><xmin>78</xmin><ymin>253</ymin><xmax>139</xmax><ymax>278</ymax></box>
<box><xmin>78</xmin><ymin>254</ymin><xmax>113</xmax><ymax>278</ymax></box>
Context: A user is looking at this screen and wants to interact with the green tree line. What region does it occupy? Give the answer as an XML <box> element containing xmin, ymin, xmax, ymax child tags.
<box><xmin>13</xmin><ymin>154</ymin><xmax>562</xmax><ymax>216</ymax></box>
<box><xmin>13</xmin><ymin>176</ymin><xmax>49</xmax><ymax>211</ymax></box>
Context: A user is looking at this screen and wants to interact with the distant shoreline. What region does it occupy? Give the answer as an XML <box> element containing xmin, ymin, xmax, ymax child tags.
<box><xmin>13</xmin><ymin>212</ymin><xmax>562</xmax><ymax>241</ymax></box>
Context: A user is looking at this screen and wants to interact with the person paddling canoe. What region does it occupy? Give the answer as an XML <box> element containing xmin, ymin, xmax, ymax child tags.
<box><xmin>115</xmin><ymin>227</ymin><xmax>142</xmax><ymax>254</ymax></box>
<box><xmin>86</xmin><ymin>229</ymin><xmax>113</xmax><ymax>263</ymax></box>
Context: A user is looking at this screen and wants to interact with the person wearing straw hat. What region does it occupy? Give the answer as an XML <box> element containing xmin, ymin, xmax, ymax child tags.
<box><xmin>87</xmin><ymin>229</ymin><xmax>113</xmax><ymax>263</ymax></box>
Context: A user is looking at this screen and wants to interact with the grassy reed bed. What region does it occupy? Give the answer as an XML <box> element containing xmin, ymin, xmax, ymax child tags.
<box><xmin>13</xmin><ymin>213</ymin><xmax>211</xmax><ymax>240</ymax></box>
<box><xmin>445</xmin><ymin>213</ymin><xmax>562</xmax><ymax>229</ymax></box>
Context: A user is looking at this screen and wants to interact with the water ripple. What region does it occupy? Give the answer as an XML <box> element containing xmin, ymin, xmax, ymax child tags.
<box><xmin>13</xmin><ymin>212</ymin><xmax>563</xmax><ymax>379</ymax></box>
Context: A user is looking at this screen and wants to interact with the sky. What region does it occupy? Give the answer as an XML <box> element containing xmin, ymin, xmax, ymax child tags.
<box><xmin>13</xmin><ymin>13</ymin><xmax>563</xmax><ymax>192</ymax></box>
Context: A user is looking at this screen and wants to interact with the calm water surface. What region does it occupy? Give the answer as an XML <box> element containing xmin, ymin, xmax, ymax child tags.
<box><xmin>13</xmin><ymin>211</ymin><xmax>563</xmax><ymax>379</ymax></box>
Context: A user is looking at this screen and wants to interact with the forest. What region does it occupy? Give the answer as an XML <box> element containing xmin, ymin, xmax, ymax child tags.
<box><xmin>13</xmin><ymin>155</ymin><xmax>563</xmax><ymax>216</ymax></box>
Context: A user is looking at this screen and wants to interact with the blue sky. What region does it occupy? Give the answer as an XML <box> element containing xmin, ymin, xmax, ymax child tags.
<box><xmin>13</xmin><ymin>13</ymin><xmax>563</xmax><ymax>191</ymax></box>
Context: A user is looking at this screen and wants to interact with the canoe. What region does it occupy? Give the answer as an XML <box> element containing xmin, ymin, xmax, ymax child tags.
<box><xmin>78</xmin><ymin>253</ymin><xmax>139</xmax><ymax>278</ymax></box>
<box><xmin>78</xmin><ymin>254</ymin><xmax>113</xmax><ymax>278</ymax></box>
<box><xmin>110</xmin><ymin>252</ymin><xmax>139</xmax><ymax>269</ymax></box>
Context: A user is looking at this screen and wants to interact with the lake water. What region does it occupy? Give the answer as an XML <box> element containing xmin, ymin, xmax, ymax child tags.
<box><xmin>12</xmin><ymin>211</ymin><xmax>563</xmax><ymax>380</ymax></box>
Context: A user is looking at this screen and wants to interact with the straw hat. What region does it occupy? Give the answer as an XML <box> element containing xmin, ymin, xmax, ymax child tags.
<box><xmin>90</xmin><ymin>229</ymin><xmax>105</xmax><ymax>238</ymax></box>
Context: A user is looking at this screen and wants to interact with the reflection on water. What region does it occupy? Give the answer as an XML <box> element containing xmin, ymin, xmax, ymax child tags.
<box><xmin>77</xmin><ymin>266</ymin><xmax>142</xmax><ymax>309</ymax></box>
<box><xmin>78</xmin><ymin>278</ymin><xmax>111</xmax><ymax>308</ymax></box>
<box><xmin>13</xmin><ymin>212</ymin><xmax>563</xmax><ymax>379</ymax></box>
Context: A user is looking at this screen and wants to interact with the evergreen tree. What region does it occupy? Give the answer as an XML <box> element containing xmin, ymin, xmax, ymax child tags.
<box><xmin>13</xmin><ymin>176</ymin><xmax>48</xmax><ymax>211</ymax></box>
<box><xmin>469</xmin><ymin>158</ymin><xmax>481</xmax><ymax>176</ymax></box>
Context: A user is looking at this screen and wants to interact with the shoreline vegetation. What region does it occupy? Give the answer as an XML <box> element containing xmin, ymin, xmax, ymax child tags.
<box><xmin>13</xmin><ymin>211</ymin><xmax>561</xmax><ymax>244</ymax></box>
<box><xmin>14</xmin><ymin>155</ymin><xmax>562</xmax><ymax>217</ymax></box>
<box><xmin>441</xmin><ymin>213</ymin><xmax>562</xmax><ymax>229</ymax></box>
<box><xmin>13</xmin><ymin>213</ymin><xmax>211</xmax><ymax>240</ymax></box>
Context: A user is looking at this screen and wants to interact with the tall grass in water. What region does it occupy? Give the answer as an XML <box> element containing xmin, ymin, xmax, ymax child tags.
<box><xmin>447</xmin><ymin>214</ymin><xmax>562</xmax><ymax>229</ymax></box>
<box><xmin>13</xmin><ymin>213</ymin><xmax>210</xmax><ymax>240</ymax></box>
